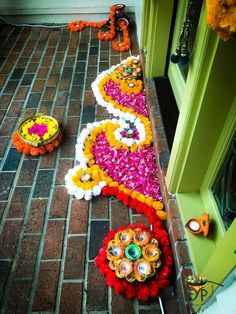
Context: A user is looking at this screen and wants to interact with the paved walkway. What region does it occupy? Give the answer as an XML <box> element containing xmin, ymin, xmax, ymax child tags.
<box><xmin>0</xmin><ymin>22</ymin><xmax>178</xmax><ymax>313</ymax></box>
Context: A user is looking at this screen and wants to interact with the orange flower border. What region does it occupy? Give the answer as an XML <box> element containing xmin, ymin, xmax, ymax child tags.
<box><xmin>68</xmin><ymin>4</ymin><xmax>131</xmax><ymax>51</ymax></box>
<box><xmin>12</xmin><ymin>131</ymin><xmax>63</xmax><ymax>156</ymax></box>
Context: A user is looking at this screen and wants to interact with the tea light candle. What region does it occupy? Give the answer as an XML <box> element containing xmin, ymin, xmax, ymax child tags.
<box><xmin>189</xmin><ymin>220</ymin><xmax>200</xmax><ymax>231</ymax></box>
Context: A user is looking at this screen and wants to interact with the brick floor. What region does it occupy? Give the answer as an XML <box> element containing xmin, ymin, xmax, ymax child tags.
<box><xmin>0</xmin><ymin>22</ymin><xmax>179</xmax><ymax>313</ymax></box>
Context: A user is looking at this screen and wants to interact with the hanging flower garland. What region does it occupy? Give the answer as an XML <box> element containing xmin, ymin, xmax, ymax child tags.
<box><xmin>206</xmin><ymin>0</ymin><xmax>236</xmax><ymax>40</ymax></box>
<box><xmin>12</xmin><ymin>115</ymin><xmax>62</xmax><ymax>156</ymax></box>
<box><xmin>68</xmin><ymin>4</ymin><xmax>131</xmax><ymax>51</ymax></box>
<box><xmin>95</xmin><ymin>222</ymin><xmax>173</xmax><ymax>301</ymax></box>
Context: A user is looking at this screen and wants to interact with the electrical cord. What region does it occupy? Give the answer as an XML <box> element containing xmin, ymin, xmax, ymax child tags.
<box><xmin>0</xmin><ymin>16</ymin><xmax>67</xmax><ymax>28</ymax></box>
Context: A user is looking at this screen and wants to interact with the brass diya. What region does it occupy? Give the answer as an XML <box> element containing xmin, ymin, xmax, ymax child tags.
<box><xmin>18</xmin><ymin>114</ymin><xmax>59</xmax><ymax>147</ymax></box>
<box><xmin>114</xmin><ymin>59</ymin><xmax>142</xmax><ymax>80</ymax></box>
<box><xmin>107</xmin><ymin>228</ymin><xmax>162</xmax><ymax>282</ymax></box>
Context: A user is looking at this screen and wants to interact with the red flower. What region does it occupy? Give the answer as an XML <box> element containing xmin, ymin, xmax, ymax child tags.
<box><xmin>94</xmin><ymin>223</ymin><xmax>173</xmax><ymax>301</ymax></box>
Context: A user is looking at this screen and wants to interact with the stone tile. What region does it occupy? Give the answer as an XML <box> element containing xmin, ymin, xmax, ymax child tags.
<box><xmin>31</xmin><ymin>79</ymin><xmax>45</xmax><ymax>92</ymax></box>
<box><xmin>75</xmin><ymin>61</ymin><xmax>86</xmax><ymax>72</ymax></box>
<box><xmin>59</xmin><ymin>136</ymin><xmax>76</xmax><ymax>158</ymax></box>
<box><xmin>110</xmin><ymin>55</ymin><xmax>120</xmax><ymax>66</ymax></box>
<box><xmin>47</xmin><ymin>74</ymin><xmax>60</xmax><ymax>86</ymax></box>
<box><xmin>0</xmin><ymin>220</ymin><xmax>22</xmax><ymax>258</ymax></box>
<box><xmin>175</xmin><ymin>241</ymin><xmax>191</xmax><ymax>267</ymax></box>
<box><xmin>72</xmin><ymin>72</ymin><xmax>85</xmax><ymax>86</ymax></box>
<box><xmin>14</xmin><ymin>86</ymin><xmax>29</xmax><ymax>100</ymax></box>
<box><xmin>69</xmin><ymin>199</ymin><xmax>88</xmax><ymax>234</ymax></box>
<box><xmin>0</xmin><ymin>260</ymin><xmax>11</xmax><ymax>302</ymax></box>
<box><xmin>0</xmin><ymin>201</ymin><xmax>6</xmax><ymax>220</ymax></box>
<box><xmin>81</xmin><ymin>106</ymin><xmax>95</xmax><ymax>124</ymax></box>
<box><xmin>111</xmin><ymin>202</ymin><xmax>130</xmax><ymax>229</ymax></box>
<box><xmin>7</xmin><ymin>186</ymin><xmax>31</xmax><ymax>218</ymax></box>
<box><xmin>64</xmin><ymin>236</ymin><xmax>86</xmax><ymax>279</ymax></box>
<box><xmin>10</xmin><ymin>68</ymin><xmax>25</xmax><ymax>79</ymax></box>
<box><xmin>42</xmin><ymin>86</ymin><xmax>56</xmax><ymax>101</ymax></box>
<box><xmin>40</xmin><ymin>150</ymin><xmax>57</xmax><ymax>169</ymax></box>
<box><xmin>41</xmin><ymin>56</ymin><xmax>53</xmax><ymax>67</ymax></box>
<box><xmin>6</xmin><ymin>101</ymin><xmax>23</xmax><ymax>117</ymax></box>
<box><xmin>171</xmin><ymin>218</ymin><xmax>186</xmax><ymax>241</ymax></box>
<box><xmin>26</xmin><ymin>62</ymin><xmax>39</xmax><ymax>73</ymax></box>
<box><xmin>42</xmin><ymin>220</ymin><xmax>65</xmax><ymax>259</ymax></box>
<box><xmin>0</xmin><ymin>74</ymin><xmax>7</xmax><ymax>87</ymax></box>
<box><xmin>25</xmin><ymin>199</ymin><xmax>47</xmax><ymax>233</ymax></box>
<box><xmin>89</xmin><ymin>220</ymin><xmax>109</xmax><ymax>260</ymax></box>
<box><xmin>54</xmin><ymin>91</ymin><xmax>69</xmax><ymax>107</ymax></box>
<box><xmin>50</xmin><ymin>187</ymin><xmax>69</xmax><ymax>218</ymax></box>
<box><xmin>5</xmin><ymin>280</ymin><xmax>31</xmax><ymax>314</ymax></box>
<box><xmin>63</xmin><ymin>116</ymin><xmax>79</xmax><ymax>135</ymax></box>
<box><xmin>132</xmin><ymin>214</ymin><xmax>149</xmax><ymax>226</ymax></box>
<box><xmin>3</xmin><ymin>80</ymin><xmax>19</xmax><ymax>94</ymax></box>
<box><xmin>0</xmin><ymin>94</ymin><xmax>13</xmax><ymax>109</ymax></box>
<box><xmin>2</xmin><ymin>148</ymin><xmax>21</xmax><ymax>171</ymax></box>
<box><xmin>100</xmin><ymin>51</ymin><xmax>109</xmax><ymax>61</ymax></box>
<box><xmin>38</xmin><ymin>100</ymin><xmax>53</xmax><ymax>115</ymax></box>
<box><xmin>77</xmin><ymin>51</ymin><xmax>87</xmax><ymax>61</ymax></box>
<box><xmin>85</xmin><ymin>77</ymin><xmax>95</xmax><ymax>89</ymax></box>
<box><xmin>52</xmin><ymin>107</ymin><xmax>65</xmax><ymax>124</ymax></box>
<box><xmin>68</xmin><ymin>100</ymin><xmax>81</xmax><ymax>116</ymax></box>
<box><xmin>83</xmin><ymin>90</ymin><xmax>96</xmax><ymax>107</ymax></box>
<box><xmin>0</xmin><ymin>137</ymin><xmax>10</xmax><ymax>157</ymax></box>
<box><xmin>33</xmin><ymin>261</ymin><xmax>60</xmax><ymax>311</ymax></box>
<box><xmin>163</xmin><ymin>298</ymin><xmax>180</xmax><ymax>314</ymax></box>
<box><xmin>112</xmin><ymin>290</ymin><xmax>135</xmax><ymax>314</ymax></box>
<box><xmin>90</xmin><ymin>38</ymin><xmax>99</xmax><ymax>46</ymax></box>
<box><xmin>0</xmin><ymin>117</ymin><xmax>17</xmax><ymax>135</ymax></box>
<box><xmin>88</xmin><ymin>55</ymin><xmax>98</xmax><ymax>66</ymax></box>
<box><xmin>60</xmin><ymin>283</ymin><xmax>83</xmax><ymax>314</ymax></box>
<box><xmin>15</xmin><ymin>235</ymin><xmax>40</xmax><ymax>277</ymax></box>
<box><xmin>70</xmin><ymin>85</ymin><xmax>82</xmax><ymax>100</ymax></box>
<box><xmin>87</xmin><ymin>262</ymin><xmax>108</xmax><ymax>311</ymax></box>
<box><xmin>0</xmin><ymin>172</ymin><xmax>15</xmax><ymax>201</ymax></box>
<box><xmin>62</xmin><ymin>67</ymin><xmax>73</xmax><ymax>79</ymax></box>
<box><xmin>91</xmin><ymin>196</ymin><xmax>109</xmax><ymax>219</ymax></box>
<box><xmin>87</xmin><ymin>66</ymin><xmax>97</xmax><ymax>79</ymax></box>
<box><xmin>21</xmin><ymin>74</ymin><xmax>34</xmax><ymax>86</ymax></box>
<box><xmin>33</xmin><ymin>170</ymin><xmax>54</xmax><ymax>198</ymax></box>
<box><xmin>26</xmin><ymin>93</ymin><xmax>41</xmax><ymax>108</ymax></box>
<box><xmin>99</xmin><ymin>61</ymin><xmax>109</xmax><ymax>73</ymax></box>
<box><xmin>55</xmin><ymin>159</ymin><xmax>73</xmax><ymax>185</ymax></box>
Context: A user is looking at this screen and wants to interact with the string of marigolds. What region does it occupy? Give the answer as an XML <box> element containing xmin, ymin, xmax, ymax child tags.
<box><xmin>68</xmin><ymin>4</ymin><xmax>131</xmax><ymax>52</ymax></box>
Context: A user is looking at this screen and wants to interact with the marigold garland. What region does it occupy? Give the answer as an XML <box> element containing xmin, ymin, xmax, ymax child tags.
<box><xmin>12</xmin><ymin>131</ymin><xmax>63</xmax><ymax>156</ymax></box>
<box><xmin>68</xmin><ymin>4</ymin><xmax>131</xmax><ymax>51</ymax></box>
<box><xmin>95</xmin><ymin>223</ymin><xmax>173</xmax><ymax>301</ymax></box>
<box><xmin>206</xmin><ymin>0</ymin><xmax>236</xmax><ymax>40</ymax></box>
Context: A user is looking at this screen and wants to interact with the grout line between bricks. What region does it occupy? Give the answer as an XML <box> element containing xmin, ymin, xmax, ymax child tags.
<box><xmin>0</xmin><ymin>126</ymin><xmax>45</xmax><ymax>312</ymax></box>
<box><xmin>54</xmin><ymin>29</ymin><xmax>85</xmax><ymax>313</ymax></box>
<box><xmin>25</xmin><ymin>28</ymin><xmax>67</xmax><ymax>314</ymax></box>
<box><xmin>82</xmin><ymin>199</ymin><xmax>92</xmax><ymax>314</ymax></box>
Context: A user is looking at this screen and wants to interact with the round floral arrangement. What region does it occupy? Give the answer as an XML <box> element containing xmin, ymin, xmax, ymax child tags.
<box><xmin>95</xmin><ymin>223</ymin><xmax>173</xmax><ymax>301</ymax></box>
<box><xmin>106</xmin><ymin>227</ymin><xmax>162</xmax><ymax>282</ymax></box>
<box><xmin>18</xmin><ymin>115</ymin><xmax>59</xmax><ymax>146</ymax></box>
<box><xmin>12</xmin><ymin>114</ymin><xmax>62</xmax><ymax>156</ymax></box>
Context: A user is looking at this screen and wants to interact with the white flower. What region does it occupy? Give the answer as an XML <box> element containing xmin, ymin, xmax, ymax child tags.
<box><xmin>99</xmin><ymin>181</ymin><xmax>107</xmax><ymax>188</ymax></box>
<box><xmin>84</xmin><ymin>190</ymin><xmax>93</xmax><ymax>201</ymax></box>
<box><xmin>92</xmin><ymin>185</ymin><xmax>101</xmax><ymax>196</ymax></box>
<box><xmin>75</xmin><ymin>189</ymin><xmax>85</xmax><ymax>199</ymax></box>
